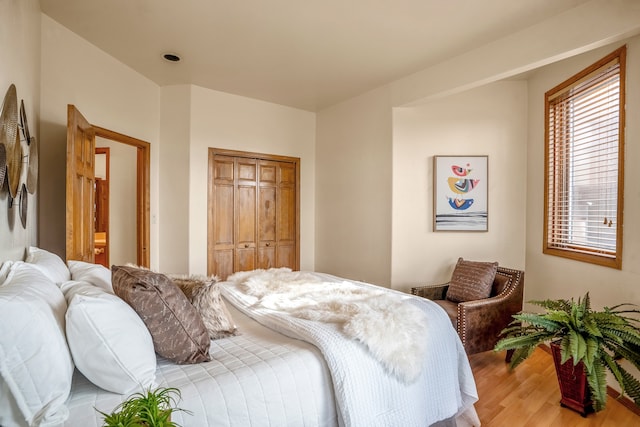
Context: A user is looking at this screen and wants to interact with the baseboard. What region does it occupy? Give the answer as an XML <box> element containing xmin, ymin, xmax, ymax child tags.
<box><xmin>539</xmin><ymin>344</ymin><xmax>640</xmax><ymax>416</ymax></box>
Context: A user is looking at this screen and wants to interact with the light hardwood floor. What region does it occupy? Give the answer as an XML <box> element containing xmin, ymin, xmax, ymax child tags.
<box><xmin>468</xmin><ymin>348</ymin><xmax>640</xmax><ymax>426</ymax></box>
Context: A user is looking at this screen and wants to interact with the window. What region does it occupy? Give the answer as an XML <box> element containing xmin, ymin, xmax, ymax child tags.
<box><xmin>544</xmin><ymin>46</ymin><xmax>625</xmax><ymax>269</ymax></box>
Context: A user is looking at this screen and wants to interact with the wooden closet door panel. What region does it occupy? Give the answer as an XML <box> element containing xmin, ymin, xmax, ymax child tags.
<box><xmin>236</xmin><ymin>159</ymin><xmax>257</xmax><ymax>272</ymax></box>
<box><xmin>236</xmin><ymin>184</ymin><xmax>256</xmax><ymax>272</ymax></box>
<box><xmin>213</xmin><ymin>250</ymin><xmax>234</xmax><ymax>282</ymax></box>
<box><xmin>277</xmin><ymin>185</ymin><xmax>296</xmax><ymax>268</ymax></box>
<box><xmin>214</xmin><ymin>185</ymin><xmax>234</xmax><ymax>246</ymax></box>
<box><xmin>211</xmin><ymin>155</ymin><xmax>235</xmax><ymax>278</ymax></box>
<box><xmin>258</xmin><ymin>186</ymin><xmax>276</xmax><ymax>269</ymax></box>
<box><xmin>259</xmin><ymin>186</ymin><xmax>276</xmax><ymax>241</ymax></box>
<box><xmin>257</xmin><ymin>160</ymin><xmax>277</xmax><ymax>269</ymax></box>
<box><xmin>276</xmin><ymin>162</ymin><xmax>296</xmax><ymax>269</ymax></box>
<box><xmin>259</xmin><ymin>161</ymin><xmax>277</xmax><ymax>242</ymax></box>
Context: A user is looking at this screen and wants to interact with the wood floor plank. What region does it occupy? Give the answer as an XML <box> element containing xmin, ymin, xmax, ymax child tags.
<box><xmin>468</xmin><ymin>348</ymin><xmax>640</xmax><ymax>426</ymax></box>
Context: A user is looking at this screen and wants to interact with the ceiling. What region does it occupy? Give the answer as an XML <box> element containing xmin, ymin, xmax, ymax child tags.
<box><xmin>40</xmin><ymin>0</ymin><xmax>590</xmax><ymax>111</ymax></box>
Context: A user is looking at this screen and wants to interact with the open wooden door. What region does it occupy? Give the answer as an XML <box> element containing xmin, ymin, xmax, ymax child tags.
<box><xmin>66</xmin><ymin>105</ymin><xmax>96</xmax><ymax>262</ymax></box>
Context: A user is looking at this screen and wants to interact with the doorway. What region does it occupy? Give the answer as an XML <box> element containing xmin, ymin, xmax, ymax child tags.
<box><xmin>94</xmin><ymin>147</ymin><xmax>110</xmax><ymax>267</ymax></box>
<box><xmin>93</xmin><ymin>126</ymin><xmax>150</xmax><ymax>267</ymax></box>
<box><xmin>66</xmin><ymin>105</ymin><xmax>150</xmax><ymax>267</ymax></box>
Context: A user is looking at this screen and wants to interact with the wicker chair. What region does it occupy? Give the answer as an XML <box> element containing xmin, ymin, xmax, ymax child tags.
<box><xmin>411</xmin><ymin>266</ymin><xmax>524</xmax><ymax>359</ymax></box>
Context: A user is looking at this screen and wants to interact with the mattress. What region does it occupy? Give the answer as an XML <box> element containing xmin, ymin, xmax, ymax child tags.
<box><xmin>63</xmin><ymin>303</ymin><xmax>338</xmax><ymax>426</ymax></box>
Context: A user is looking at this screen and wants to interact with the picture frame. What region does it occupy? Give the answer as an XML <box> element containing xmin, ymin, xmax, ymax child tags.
<box><xmin>433</xmin><ymin>155</ymin><xmax>488</xmax><ymax>232</ymax></box>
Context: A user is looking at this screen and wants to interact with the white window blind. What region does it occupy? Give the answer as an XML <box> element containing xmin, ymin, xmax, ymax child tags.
<box><xmin>544</xmin><ymin>46</ymin><xmax>625</xmax><ymax>269</ymax></box>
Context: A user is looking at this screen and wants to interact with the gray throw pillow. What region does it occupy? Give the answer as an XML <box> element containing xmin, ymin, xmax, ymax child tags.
<box><xmin>445</xmin><ymin>258</ymin><xmax>498</xmax><ymax>303</ymax></box>
<box><xmin>170</xmin><ymin>274</ymin><xmax>238</xmax><ymax>340</ymax></box>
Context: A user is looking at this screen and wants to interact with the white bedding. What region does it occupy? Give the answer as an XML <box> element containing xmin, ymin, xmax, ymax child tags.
<box><xmin>63</xmin><ymin>303</ymin><xmax>338</xmax><ymax>426</ymax></box>
<box><xmin>28</xmin><ymin>271</ymin><xmax>479</xmax><ymax>427</ymax></box>
<box><xmin>222</xmin><ymin>272</ymin><xmax>479</xmax><ymax>427</ymax></box>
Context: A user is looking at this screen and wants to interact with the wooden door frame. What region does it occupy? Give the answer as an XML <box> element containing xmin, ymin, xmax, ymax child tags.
<box><xmin>93</xmin><ymin>126</ymin><xmax>150</xmax><ymax>267</ymax></box>
<box><xmin>207</xmin><ymin>147</ymin><xmax>300</xmax><ymax>276</ymax></box>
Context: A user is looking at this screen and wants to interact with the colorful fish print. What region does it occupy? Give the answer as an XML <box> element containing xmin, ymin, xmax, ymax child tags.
<box><xmin>451</xmin><ymin>164</ymin><xmax>472</xmax><ymax>177</ymax></box>
<box><xmin>447</xmin><ymin>177</ymin><xmax>480</xmax><ymax>194</ymax></box>
<box><xmin>447</xmin><ymin>197</ymin><xmax>474</xmax><ymax>210</ymax></box>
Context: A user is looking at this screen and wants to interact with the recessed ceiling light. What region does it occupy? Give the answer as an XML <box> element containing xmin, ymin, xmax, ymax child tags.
<box><xmin>162</xmin><ymin>53</ymin><xmax>181</xmax><ymax>62</ymax></box>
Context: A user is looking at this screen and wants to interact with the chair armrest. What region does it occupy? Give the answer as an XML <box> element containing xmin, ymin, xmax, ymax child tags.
<box><xmin>411</xmin><ymin>283</ymin><xmax>449</xmax><ymax>300</ymax></box>
<box><xmin>457</xmin><ymin>280</ymin><xmax>524</xmax><ymax>354</ymax></box>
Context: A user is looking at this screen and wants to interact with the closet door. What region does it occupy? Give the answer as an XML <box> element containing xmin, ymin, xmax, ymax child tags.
<box><xmin>236</xmin><ymin>158</ymin><xmax>257</xmax><ymax>272</ymax></box>
<box><xmin>277</xmin><ymin>162</ymin><xmax>297</xmax><ymax>268</ymax></box>
<box><xmin>209</xmin><ymin>155</ymin><xmax>235</xmax><ymax>280</ymax></box>
<box><xmin>258</xmin><ymin>160</ymin><xmax>277</xmax><ymax>269</ymax></box>
<box><xmin>208</xmin><ymin>149</ymin><xmax>300</xmax><ymax>280</ymax></box>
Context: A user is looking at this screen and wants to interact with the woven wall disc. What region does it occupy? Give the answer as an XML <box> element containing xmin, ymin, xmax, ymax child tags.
<box><xmin>5</xmin><ymin>131</ymin><xmax>22</xmax><ymax>198</ymax></box>
<box><xmin>26</xmin><ymin>137</ymin><xmax>37</xmax><ymax>194</ymax></box>
<box><xmin>0</xmin><ymin>144</ymin><xmax>5</xmax><ymax>190</ymax></box>
<box><xmin>20</xmin><ymin>99</ymin><xmax>31</xmax><ymax>143</ymax></box>
<box><xmin>0</xmin><ymin>85</ymin><xmax>20</xmax><ymax>197</ymax></box>
<box><xmin>19</xmin><ymin>183</ymin><xmax>27</xmax><ymax>229</ymax></box>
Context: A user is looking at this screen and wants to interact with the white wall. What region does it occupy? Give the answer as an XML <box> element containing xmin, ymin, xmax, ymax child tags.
<box><xmin>187</xmin><ymin>85</ymin><xmax>317</xmax><ymax>275</ymax></box>
<box><xmin>315</xmin><ymin>86</ymin><xmax>393</xmax><ymax>286</ymax></box>
<box><xmin>391</xmin><ymin>0</ymin><xmax>640</xmax><ymax>107</ymax></box>
<box><xmin>0</xmin><ymin>0</ymin><xmax>40</xmax><ymax>261</ymax></box>
<box><xmin>158</xmin><ymin>85</ymin><xmax>191</xmax><ymax>273</ymax></box>
<box><xmin>314</xmin><ymin>0</ymin><xmax>640</xmax><ymax>292</ymax></box>
<box><xmin>39</xmin><ymin>15</ymin><xmax>316</xmax><ymax>274</ymax></box>
<box><xmin>39</xmin><ymin>14</ymin><xmax>161</xmax><ymax>266</ymax></box>
<box><xmin>95</xmin><ymin>137</ymin><xmax>137</xmax><ymax>266</ymax></box>
<box><xmin>525</xmin><ymin>37</ymin><xmax>640</xmax><ymax>309</ymax></box>
<box><xmin>391</xmin><ymin>82</ymin><xmax>527</xmax><ymax>292</ymax></box>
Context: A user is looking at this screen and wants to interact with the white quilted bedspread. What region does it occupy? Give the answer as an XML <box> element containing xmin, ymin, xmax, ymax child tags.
<box><xmin>221</xmin><ymin>272</ymin><xmax>479</xmax><ymax>427</ymax></box>
<box><xmin>63</xmin><ymin>303</ymin><xmax>338</xmax><ymax>426</ymax></box>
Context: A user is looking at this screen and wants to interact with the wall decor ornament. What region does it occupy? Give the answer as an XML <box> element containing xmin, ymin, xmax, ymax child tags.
<box><xmin>0</xmin><ymin>84</ymin><xmax>21</xmax><ymax>198</ymax></box>
<box><xmin>26</xmin><ymin>136</ymin><xmax>37</xmax><ymax>194</ymax></box>
<box><xmin>433</xmin><ymin>155</ymin><xmax>488</xmax><ymax>232</ymax></box>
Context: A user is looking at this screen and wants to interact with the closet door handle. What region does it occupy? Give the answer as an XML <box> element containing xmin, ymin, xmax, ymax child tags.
<box><xmin>266</xmin><ymin>242</ymin><xmax>271</xmax><ymax>247</ymax></box>
<box><xmin>244</xmin><ymin>243</ymin><xmax>249</xmax><ymax>248</ymax></box>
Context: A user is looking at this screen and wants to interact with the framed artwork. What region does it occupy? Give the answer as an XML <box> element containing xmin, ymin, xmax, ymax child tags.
<box><xmin>433</xmin><ymin>155</ymin><xmax>488</xmax><ymax>232</ymax></box>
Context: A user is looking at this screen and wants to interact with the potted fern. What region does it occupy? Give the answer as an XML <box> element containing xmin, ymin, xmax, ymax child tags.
<box><xmin>97</xmin><ymin>386</ymin><xmax>190</xmax><ymax>427</ymax></box>
<box><xmin>494</xmin><ymin>293</ymin><xmax>640</xmax><ymax>415</ymax></box>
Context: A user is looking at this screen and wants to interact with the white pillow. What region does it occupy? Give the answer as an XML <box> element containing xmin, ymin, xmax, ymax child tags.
<box><xmin>0</xmin><ymin>262</ymin><xmax>73</xmax><ymax>426</ymax></box>
<box><xmin>61</xmin><ymin>280</ymin><xmax>157</xmax><ymax>394</ymax></box>
<box><xmin>0</xmin><ymin>260</ymin><xmax>13</xmax><ymax>284</ymax></box>
<box><xmin>25</xmin><ymin>247</ymin><xmax>71</xmax><ymax>285</ymax></box>
<box><xmin>67</xmin><ymin>260</ymin><xmax>113</xmax><ymax>292</ymax></box>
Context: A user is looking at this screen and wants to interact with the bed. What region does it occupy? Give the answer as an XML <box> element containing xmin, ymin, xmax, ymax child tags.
<box><xmin>0</xmin><ymin>248</ymin><xmax>479</xmax><ymax>427</ymax></box>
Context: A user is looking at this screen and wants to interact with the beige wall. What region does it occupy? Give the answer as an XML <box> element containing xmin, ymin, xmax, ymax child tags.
<box><xmin>187</xmin><ymin>85</ymin><xmax>317</xmax><ymax>275</ymax></box>
<box><xmin>315</xmin><ymin>86</ymin><xmax>393</xmax><ymax>286</ymax></box>
<box><xmin>39</xmin><ymin>14</ymin><xmax>317</xmax><ymax>274</ymax></box>
<box><xmin>391</xmin><ymin>82</ymin><xmax>527</xmax><ymax>292</ymax></box>
<box><xmin>0</xmin><ymin>0</ymin><xmax>40</xmax><ymax>261</ymax></box>
<box><xmin>314</xmin><ymin>0</ymin><xmax>640</xmax><ymax>293</ymax></box>
<box><xmin>40</xmin><ymin>14</ymin><xmax>161</xmax><ymax>265</ymax></box>
<box><xmin>158</xmin><ymin>85</ymin><xmax>191</xmax><ymax>273</ymax></box>
<box><xmin>525</xmin><ymin>36</ymin><xmax>640</xmax><ymax>310</ymax></box>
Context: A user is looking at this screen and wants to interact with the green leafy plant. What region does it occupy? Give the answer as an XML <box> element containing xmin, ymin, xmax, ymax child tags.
<box><xmin>494</xmin><ymin>293</ymin><xmax>640</xmax><ymax>412</ymax></box>
<box><xmin>97</xmin><ymin>386</ymin><xmax>190</xmax><ymax>427</ymax></box>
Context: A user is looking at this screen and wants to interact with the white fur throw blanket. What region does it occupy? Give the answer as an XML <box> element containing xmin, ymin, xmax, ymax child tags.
<box><xmin>228</xmin><ymin>268</ymin><xmax>427</xmax><ymax>383</ymax></box>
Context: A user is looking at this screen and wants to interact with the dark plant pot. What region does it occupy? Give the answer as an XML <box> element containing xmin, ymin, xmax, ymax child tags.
<box><xmin>550</xmin><ymin>341</ymin><xmax>594</xmax><ymax>417</ymax></box>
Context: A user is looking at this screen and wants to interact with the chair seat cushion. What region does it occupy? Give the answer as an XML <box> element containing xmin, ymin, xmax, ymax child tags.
<box><xmin>445</xmin><ymin>258</ymin><xmax>498</xmax><ymax>303</ymax></box>
<box><xmin>434</xmin><ymin>299</ymin><xmax>458</xmax><ymax>328</ymax></box>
